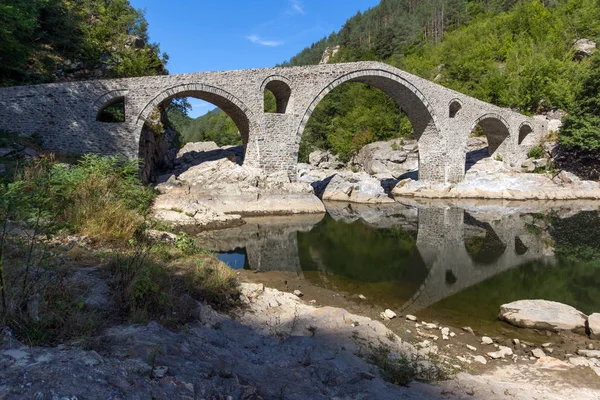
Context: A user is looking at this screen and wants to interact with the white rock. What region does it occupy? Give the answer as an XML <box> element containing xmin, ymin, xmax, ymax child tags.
<box><xmin>406</xmin><ymin>315</ymin><xmax>417</xmax><ymax>321</ymax></box>
<box><xmin>293</xmin><ymin>290</ymin><xmax>304</xmax><ymax>297</ymax></box>
<box><xmin>577</xmin><ymin>349</ymin><xmax>600</xmax><ymax>358</ymax></box>
<box><xmin>358</xmin><ymin>294</ymin><xmax>367</xmax><ymax>300</ymax></box>
<box><xmin>588</xmin><ymin>313</ymin><xmax>600</xmax><ymax>339</ymax></box>
<box><xmin>532</xmin><ymin>348</ymin><xmax>546</xmax><ymax>358</ymax></box>
<box><xmin>384</xmin><ymin>309</ymin><xmax>397</xmax><ymax>319</ymax></box>
<box><xmin>462</xmin><ymin>326</ymin><xmax>474</xmax><ymax>335</ymax></box>
<box><xmin>569</xmin><ymin>356</ymin><xmax>592</xmax><ymax>367</ymax></box>
<box><xmin>450</xmin><ymin>332</ymin><xmax>456</xmax><ymax>338</ymax></box>
<box><xmin>441</xmin><ymin>327</ymin><xmax>450</xmax><ymax>336</ymax></box>
<box><xmin>442</xmin><ymin>335</ymin><xmax>449</xmax><ymax>340</ymax></box>
<box><xmin>481</xmin><ymin>336</ymin><xmax>493</xmax><ymax>345</ymax></box>
<box><xmin>487</xmin><ymin>346</ymin><xmax>513</xmax><ymax>359</ymax></box>
<box><xmin>473</xmin><ymin>355</ymin><xmax>487</xmax><ymax>365</ymax></box>
<box><xmin>498</xmin><ymin>300</ymin><xmax>587</xmax><ymax>331</ymax></box>
<box><xmin>534</xmin><ymin>357</ymin><xmax>571</xmax><ymax>370</ymax></box>
<box><xmin>513</xmin><ymin>338</ymin><xmax>520</xmax><ymax>346</ymax></box>
<box><xmin>466</xmin><ymin>345</ymin><xmax>477</xmax><ymax>352</ymax></box>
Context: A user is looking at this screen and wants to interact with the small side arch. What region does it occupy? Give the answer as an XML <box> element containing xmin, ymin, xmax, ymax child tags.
<box><xmin>92</xmin><ymin>89</ymin><xmax>128</xmax><ymax>122</ymax></box>
<box><xmin>261</xmin><ymin>75</ymin><xmax>294</xmax><ymax>114</ymax></box>
<box><xmin>518</xmin><ymin>122</ymin><xmax>534</xmax><ymax>145</ymax></box>
<box><xmin>470</xmin><ymin>113</ymin><xmax>511</xmax><ymax>155</ymax></box>
<box><xmin>448</xmin><ymin>98</ymin><xmax>462</xmax><ymax>118</ymax></box>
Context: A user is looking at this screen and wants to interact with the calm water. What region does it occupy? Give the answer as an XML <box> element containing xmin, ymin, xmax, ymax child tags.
<box><xmin>193</xmin><ymin>201</ymin><xmax>600</xmax><ymax>333</ymax></box>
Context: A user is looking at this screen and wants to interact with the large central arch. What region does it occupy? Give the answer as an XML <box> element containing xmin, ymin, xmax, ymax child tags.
<box><xmin>295</xmin><ymin>69</ymin><xmax>446</xmax><ymax>182</ymax></box>
<box><xmin>136</xmin><ymin>83</ymin><xmax>256</xmax><ymax>147</ymax></box>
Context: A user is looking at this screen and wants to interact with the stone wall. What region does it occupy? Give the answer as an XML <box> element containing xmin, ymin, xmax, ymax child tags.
<box><xmin>0</xmin><ymin>61</ymin><xmax>547</xmax><ymax>183</ymax></box>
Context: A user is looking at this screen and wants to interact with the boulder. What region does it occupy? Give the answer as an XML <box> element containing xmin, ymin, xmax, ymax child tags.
<box><xmin>588</xmin><ymin>313</ymin><xmax>600</xmax><ymax>340</ymax></box>
<box><xmin>321</xmin><ymin>173</ymin><xmax>394</xmax><ymax>204</ymax></box>
<box><xmin>308</xmin><ymin>150</ymin><xmax>343</xmax><ymax>169</ymax></box>
<box><xmin>573</xmin><ymin>38</ymin><xmax>597</xmax><ymax>60</ymax></box>
<box><xmin>521</xmin><ymin>158</ymin><xmax>535</xmax><ymax>173</ymax></box>
<box><xmin>354</xmin><ymin>139</ymin><xmax>418</xmax><ymax>178</ymax></box>
<box><xmin>498</xmin><ymin>300</ymin><xmax>587</xmax><ymax>332</ymax></box>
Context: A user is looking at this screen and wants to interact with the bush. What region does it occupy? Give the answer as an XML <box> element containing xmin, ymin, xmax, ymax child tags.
<box><xmin>108</xmin><ymin>246</ymin><xmax>239</xmax><ymax>324</ymax></box>
<box><xmin>51</xmin><ymin>154</ymin><xmax>155</xmax><ymax>242</ymax></box>
<box><xmin>559</xmin><ymin>53</ymin><xmax>600</xmax><ymax>152</ymax></box>
<box><xmin>527</xmin><ymin>145</ymin><xmax>545</xmax><ymax>159</ymax></box>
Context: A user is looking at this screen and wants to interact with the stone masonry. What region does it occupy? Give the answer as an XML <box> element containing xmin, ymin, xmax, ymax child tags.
<box><xmin>0</xmin><ymin>61</ymin><xmax>546</xmax><ymax>183</ymax></box>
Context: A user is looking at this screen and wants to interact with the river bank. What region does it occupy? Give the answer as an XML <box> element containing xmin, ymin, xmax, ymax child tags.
<box><xmin>3</xmin><ymin>275</ymin><xmax>599</xmax><ymax>399</ymax></box>
<box><xmin>152</xmin><ymin>139</ymin><xmax>600</xmax><ymax>231</ymax></box>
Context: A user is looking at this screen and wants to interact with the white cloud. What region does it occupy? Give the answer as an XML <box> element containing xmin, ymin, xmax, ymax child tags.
<box><xmin>245</xmin><ymin>34</ymin><xmax>283</xmax><ymax>47</ymax></box>
<box><xmin>289</xmin><ymin>0</ymin><xmax>305</xmax><ymax>15</ymax></box>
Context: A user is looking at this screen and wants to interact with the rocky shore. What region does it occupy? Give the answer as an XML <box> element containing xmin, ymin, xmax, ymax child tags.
<box><xmin>3</xmin><ymin>279</ymin><xmax>600</xmax><ymax>399</ymax></box>
<box><xmin>152</xmin><ymin>137</ymin><xmax>600</xmax><ymax>231</ymax></box>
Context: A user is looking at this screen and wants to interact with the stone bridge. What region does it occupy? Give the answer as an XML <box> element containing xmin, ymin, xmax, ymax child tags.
<box><xmin>0</xmin><ymin>61</ymin><xmax>546</xmax><ymax>183</ymax></box>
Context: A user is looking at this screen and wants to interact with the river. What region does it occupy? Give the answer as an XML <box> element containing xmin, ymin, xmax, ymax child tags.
<box><xmin>188</xmin><ymin>200</ymin><xmax>600</xmax><ymax>335</ymax></box>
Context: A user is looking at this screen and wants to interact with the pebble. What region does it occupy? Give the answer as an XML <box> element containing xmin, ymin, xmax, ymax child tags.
<box><xmin>153</xmin><ymin>366</ymin><xmax>168</xmax><ymax>378</ymax></box>
<box><xmin>442</xmin><ymin>335</ymin><xmax>449</xmax><ymax>340</ymax></box>
<box><xmin>487</xmin><ymin>346</ymin><xmax>513</xmax><ymax>359</ymax></box>
<box><xmin>513</xmin><ymin>338</ymin><xmax>520</xmax><ymax>346</ymax></box>
<box><xmin>542</xmin><ymin>343</ymin><xmax>552</xmax><ymax>348</ymax></box>
<box><xmin>441</xmin><ymin>327</ymin><xmax>450</xmax><ymax>336</ymax></box>
<box><xmin>588</xmin><ymin>344</ymin><xmax>595</xmax><ymax>350</ymax></box>
<box><xmin>466</xmin><ymin>345</ymin><xmax>477</xmax><ymax>352</ymax></box>
<box><xmin>473</xmin><ymin>355</ymin><xmax>487</xmax><ymax>365</ymax></box>
<box><xmin>450</xmin><ymin>332</ymin><xmax>456</xmax><ymax>338</ymax></box>
<box><xmin>423</xmin><ymin>323</ymin><xmax>438</xmax><ymax>330</ymax></box>
<box><xmin>481</xmin><ymin>336</ymin><xmax>493</xmax><ymax>345</ymax></box>
<box><xmin>358</xmin><ymin>294</ymin><xmax>367</xmax><ymax>300</ymax></box>
<box><xmin>309</xmin><ymin>299</ymin><xmax>316</xmax><ymax>304</ymax></box>
<box><xmin>462</xmin><ymin>326</ymin><xmax>474</xmax><ymax>335</ymax></box>
<box><xmin>532</xmin><ymin>348</ymin><xmax>546</xmax><ymax>358</ymax></box>
<box><xmin>384</xmin><ymin>309</ymin><xmax>397</xmax><ymax>319</ymax></box>
<box><xmin>406</xmin><ymin>315</ymin><xmax>417</xmax><ymax>321</ymax></box>
<box><xmin>293</xmin><ymin>290</ymin><xmax>304</xmax><ymax>297</ymax></box>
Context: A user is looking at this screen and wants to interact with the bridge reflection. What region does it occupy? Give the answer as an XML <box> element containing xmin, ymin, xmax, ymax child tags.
<box><xmin>192</xmin><ymin>201</ymin><xmax>570</xmax><ymax>314</ymax></box>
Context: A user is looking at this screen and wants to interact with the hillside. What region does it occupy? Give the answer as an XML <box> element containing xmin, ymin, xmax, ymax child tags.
<box><xmin>0</xmin><ymin>0</ymin><xmax>167</xmax><ymax>87</ymax></box>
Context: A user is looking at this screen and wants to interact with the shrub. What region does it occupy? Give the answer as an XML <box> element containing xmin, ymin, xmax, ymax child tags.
<box><xmin>527</xmin><ymin>145</ymin><xmax>545</xmax><ymax>159</ymax></box>
<box><xmin>50</xmin><ymin>154</ymin><xmax>155</xmax><ymax>242</ymax></box>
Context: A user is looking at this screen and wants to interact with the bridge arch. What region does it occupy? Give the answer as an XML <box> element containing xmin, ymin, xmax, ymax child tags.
<box><xmin>92</xmin><ymin>90</ymin><xmax>129</xmax><ymax>122</ymax></box>
<box><xmin>518</xmin><ymin>122</ymin><xmax>534</xmax><ymax>145</ymax></box>
<box><xmin>261</xmin><ymin>75</ymin><xmax>294</xmax><ymax>114</ymax></box>
<box><xmin>295</xmin><ymin>69</ymin><xmax>445</xmax><ymax>182</ymax></box>
<box><xmin>470</xmin><ymin>113</ymin><xmax>511</xmax><ymax>157</ymax></box>
<box><xmin>136</xmin><ymin>83</ymin><xmax>255</xmax><ymax>147</ymax></box>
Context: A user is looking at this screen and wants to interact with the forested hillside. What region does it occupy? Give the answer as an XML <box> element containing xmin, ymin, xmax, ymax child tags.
<box><xmin>0</xmin><ymin>0</ymin><xmax>167</xmax><ymax>87</ymax></box>
<box><xmin>288</xmin><ymin>0</ymin><xmax>600</xmax><ymax>163</ymax></box>
<box><xmin>187</xmin><ymin>0</ymin><xmax>599</xmax><ymax>165</ymax></box>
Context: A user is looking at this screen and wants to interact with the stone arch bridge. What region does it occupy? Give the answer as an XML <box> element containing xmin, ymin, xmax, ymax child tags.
<box><xmin>0</xmin><ymin>61</ymin><xmax>546</xmax><ymax>183</ymax></box>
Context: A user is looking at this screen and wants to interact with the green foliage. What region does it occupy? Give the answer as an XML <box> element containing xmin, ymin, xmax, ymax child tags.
<box><xmin>299</xmin><ymin>82</ymin><xmax>413</xmax><ymax>162</ymax></box>
<box><xmin>527</xmin><ymin>145</ymin><xmax>545</xmax><ymax>158</ymax></box>
<box><xmin>0</xmin><ymin>0</ymin><xmax>167</xmax><ymax>87</ymax></box>
<box><xmin>559</xmin><ymin>52</ymin><xmax>600</xmax><ymax>151</ymax></box>
<box><xmin>179</xmin><ymin>108</ymin><xmax>242</xmax><ymax>147</ymax></box>
<box><xmin>264</xmin><ymin>90</ymin><xmax>277</xmax><ymax>113</ymax></box>
<box><xmin>283</xmin><ymin>0</ymin><xmax>600</xmax><ymax>158</ymax></box>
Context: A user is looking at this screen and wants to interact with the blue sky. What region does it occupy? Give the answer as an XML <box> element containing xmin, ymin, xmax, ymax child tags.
<box><xmin>129</xmin><ymin>0</ymin><xmax>380</xmax><ymax>117</ymax></box>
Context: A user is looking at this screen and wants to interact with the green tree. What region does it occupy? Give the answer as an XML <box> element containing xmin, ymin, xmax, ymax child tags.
<box><xmin>559</xmin><ymin>53</ymin><xmax>600</xmax><ymax>151</ymax></box>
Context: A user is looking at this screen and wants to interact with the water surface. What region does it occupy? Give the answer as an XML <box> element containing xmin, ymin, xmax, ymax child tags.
<box><xmin>192</xmin><ymin>201</ymin><xmax>600</xmax><ymax>333</ymax></box>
